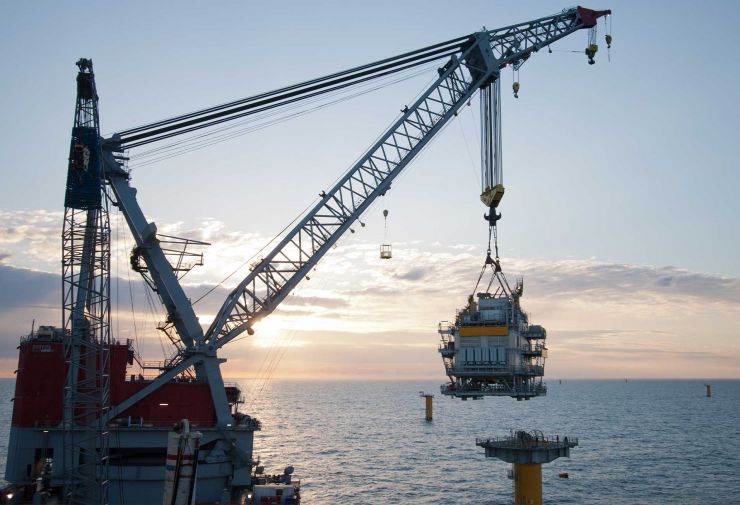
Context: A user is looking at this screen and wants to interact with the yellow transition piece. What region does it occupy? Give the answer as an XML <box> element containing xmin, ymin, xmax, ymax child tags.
<box><xmin>514</xmin><ymin>463</ymin><xmax>543</xmax><ymax>505</ymax></box>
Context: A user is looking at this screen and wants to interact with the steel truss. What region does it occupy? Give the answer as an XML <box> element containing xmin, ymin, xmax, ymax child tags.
<box><xmin>203</xmin><ymin>7</ymin><xmax>607</xmax><ymax>350</ymax></box>
<box><xmin>62</xmin><ymin>58</ymin><xmax>111</xmax><ymax>505</ymax></box>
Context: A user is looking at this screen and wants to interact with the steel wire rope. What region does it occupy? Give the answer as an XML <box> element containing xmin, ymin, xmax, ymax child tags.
<box><xmin>242</xmin><ymin>198</ymin><xmax>422</xmax><ymax>402</ymax></box>
<box><xmin>239</xmin><ymin>245</ymin><xmax>338</xmax><ymax>403</ymax></box>
<box><xmin>119</xmin><ymin>50</ymin><xmax>462</xmax><ymax>148</ymax></box>
<box><xmin>236</xmin><ymin>312</ymin><xmax>292</xmax><ymax>406</ymax></box>
<box><xmin>192</xmin><ymin>64</ymin><xmax>454</xmax><ymax>306</ymax></box>
<box><xmin>191</xmin><ymin>197</ymin><xmax>319</xmax><ymax>306</ymax></box>
<box><xmin>232</xmin><ymin>189</ymin><xmax>372</xmax><ymax>405</ymax></box>
<box><xmin>242</xmin><ymin>213</ymin><xmax>364</xmax><ymax>409</ymax></box>
<box><xmin>309</xmin><ymin>64</ymin><xmax>467</xmax><ymax>221</ymax></box>
<box><xmin>114</xmin><ymin>38</ymin><xmax>468</xmax><ymax>141</ymax></box>
<box><xmin>239</xmin><ymin>112</ymin><xmax>463</xmax><ymax>404</ymax></box>
<box><xmin>252</xmin><ymin>325</ymin><xmax>295</xmax><ymax>403</ymax></box>
<box><xmin>212</xmin><ymin>58</ymin><xmax>481</xmax><ymax>395</ymax></box>
<box><xmin>127</xmin><ymin>64</ymin><xmax>441</xmax><ymax>169</ymax></box>
<box><xmin>127</xmin><ymin>62</ymin><xmax>441</xmax><ymax>166</ymax></box>
<box><xmin>457</xmin><ymin>108</ymin><xmax>481</xmax><ymax>187</ymax></box>
<box><xmin>127</xmin><ymin>69</ymin><xmax>421</xmax><ymax>160</ymax></box>
<box><xmin>485</xmin><ymin>265</ymin><xmax>497</xmax><ymax>294</ymax></box>
<box><xmin>255</xmin><ymin>235</ymin><xmax>350</xmax><ymax>392</ymax></box>
<box><xmin>115</xmin><ymin>37</ymin><xmax>469</xmax><ymax>136</ymax></box>
<box><xmin>142</xmin><ymin>282</ymin><xmax>168</xmax><ymax>363</ymax></box>
<box><xmin>114</xmin><ymin>199</ymin><xmax>120</xmax><ymax>347</ymax></box>
<box><xmin>124</xmin><ymin>222</ymin><xmax>142</xmax><ymax>361</ymax></box>
<box><xmin>471</xmin><ymin>226</ymin><xmax>494</xmax><ymax>296</ymax></box>
<box><xmin>121</xmin><ymin>53</ymin><xmax>455</xmax><ymax>149</ymax></box>
<box><xmin>116</xmin><ymin>53</ymin><xmax>454</xmax><ymax>146</ymax></box>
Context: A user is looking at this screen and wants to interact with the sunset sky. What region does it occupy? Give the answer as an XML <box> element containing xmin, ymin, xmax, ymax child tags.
<box><xmin>1</xmin><ymin>1</ymin><xmax>739</xmax><ymax>380</ymax></box>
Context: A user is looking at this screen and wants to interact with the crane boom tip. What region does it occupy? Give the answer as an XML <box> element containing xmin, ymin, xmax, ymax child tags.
<box><xmin>577</xmin><ymin>6</ymin><xmax>612</xmax><ymax>28</ymax></box>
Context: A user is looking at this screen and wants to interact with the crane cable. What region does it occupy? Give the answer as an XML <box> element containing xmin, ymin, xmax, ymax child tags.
<box><xmin>118</xmin><ymin>36</ymin><xmax>467</xmax><ymax>136</ymax></box>
<box><xmin>471</xmin><ymin>224</ymin><xmax>500</xmax><ymax>296</ymax></box>
<box><xmin>126</xmin><ymin>61</ymin><xmax>440</xmax><ymax>168</ymax></box>
<box><xmin>116</xmin><ymin>37</ymin><xmax>469</xmax><ymax>148</ymax></box>
<box><xmin>472</xmin><ymin>78</ymin><xmax>505</xmax><ymax>297</ymax></box>
<box><xmin>120</xmin><ymin>52</ymin><xmax>459</xmax><ymax>149</ymax></box>
<box><xmin>192</xmin><ymin>196</ymin><xmax>319</xmax><ymax>306</ymax></box>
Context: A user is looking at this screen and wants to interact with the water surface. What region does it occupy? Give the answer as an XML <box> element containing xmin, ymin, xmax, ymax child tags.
<box><xmin>1</xmin><ymin>379</ymin><xmax>737</xmax><ymax>504</ymax></box>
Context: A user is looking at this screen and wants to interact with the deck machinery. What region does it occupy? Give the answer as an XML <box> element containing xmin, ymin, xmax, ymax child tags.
<box><xmin>5</xmin><ymin>6</ymin><xmax>609</xmax><ymax>504</ymax></box>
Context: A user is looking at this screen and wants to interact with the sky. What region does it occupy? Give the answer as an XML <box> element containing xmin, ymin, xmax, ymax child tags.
<box><xmin>0</xmin><ymin>0</ymin><xmax>739</xmax><ymax>380</ymax></box>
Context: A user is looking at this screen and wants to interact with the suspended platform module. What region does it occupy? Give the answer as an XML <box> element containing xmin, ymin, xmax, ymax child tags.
<box><xmin>438</xmin><ymin>276</ymin><xmax>547</xmax><ymax>400</ymax></box>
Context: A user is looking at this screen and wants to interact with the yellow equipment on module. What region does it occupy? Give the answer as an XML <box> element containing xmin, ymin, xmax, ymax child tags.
<box><xmin>480</xmin><ymin>183</ymin><xmax>505</xmax><ymax>208</ymax></box>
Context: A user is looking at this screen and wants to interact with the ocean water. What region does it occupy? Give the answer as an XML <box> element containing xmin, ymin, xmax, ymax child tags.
<box><xmin>0</xmin><ymin>379</ymin><xmax>738</xmax><ymax>504</ymax></box>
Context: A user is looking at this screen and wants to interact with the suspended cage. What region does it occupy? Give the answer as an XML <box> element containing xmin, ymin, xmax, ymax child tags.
<box><xmin>380</xmin><ymin>243</ymin><xmax>392</xmax><ymax>259</ymax></box>
<box><xmin>380</xmin><ymin>209</ymin><xmax>392</xmax><ymax>259</ymax></box>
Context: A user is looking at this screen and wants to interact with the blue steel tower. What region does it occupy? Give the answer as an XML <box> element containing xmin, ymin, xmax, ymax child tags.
<box><xmin>62</xmin><ymin>58</ymin><xmax>111</xmax><ymax>505</ymax></box>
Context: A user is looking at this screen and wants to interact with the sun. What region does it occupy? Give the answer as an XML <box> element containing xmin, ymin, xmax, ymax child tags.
<box><xmin>249</xmin><ymin>316</ymin><xmax>306</xmax><ymax>348</ymax></box>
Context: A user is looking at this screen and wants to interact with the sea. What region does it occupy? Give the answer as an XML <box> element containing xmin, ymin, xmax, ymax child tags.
<box><xmin>0</xmin><ymin>379</ymin><xmax>737</xmax><ymax>504</ymax></box>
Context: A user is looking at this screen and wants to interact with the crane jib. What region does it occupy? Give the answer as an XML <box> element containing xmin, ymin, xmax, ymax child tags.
<box><xmin>112</xmin><ymin>7</ymin><xmax>609</xmax><ymax>150</ymax></box>
<box><xmin>99</xmin><ymin>6</ymin><xmax>611</xmax><ymax>354</ymax></box>
<box><xmin>203</xmin><ymin>6</ymin><xmax>609</xmax><ymax>347</ymax></box>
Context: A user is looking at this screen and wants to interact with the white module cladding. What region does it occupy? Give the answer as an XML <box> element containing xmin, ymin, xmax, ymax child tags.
<box><xmin>480</xmin><ymin>309</ymin><xmax>505</xmax><ymax>321</ymax></box>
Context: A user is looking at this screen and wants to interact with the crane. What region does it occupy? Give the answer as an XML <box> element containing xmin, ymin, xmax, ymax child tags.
<box><xmin>5</xmin><ymin>6</ymin><xmax>610</xmax><ymax>505</ymax></box>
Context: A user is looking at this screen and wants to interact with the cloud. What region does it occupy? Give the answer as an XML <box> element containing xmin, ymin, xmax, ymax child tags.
<box><xmin>517</xmin><ymin>260</ymin><xmax>740</xmax><ymax>305</ymax></box>
<box><xmin>281</xmin><ymin>295</ymin><xmax>349</xmax><ymax>309</ymax></box>
<box><xmin>0</xmin><ymin>265</ymin><xmax>61</xmax><ymax>355</ymax></box>
<box><xmin>0</xmin><ymin>210</ymin><xmax>62</xmax><ymax>272</ymax></box>
<box><xmin>393</xmin><ymin>267</ymin><xmax>426</xmax><ymax>281</ymax></box>
<box><xmin>0</xmin><ymin>265</ymin><xmax>58</xmax><ymax>309</ymax></box>
<box><xmin>1</xmin><ymin>212</ymin><xmax>739</xmax><ymax>379</ymax></box>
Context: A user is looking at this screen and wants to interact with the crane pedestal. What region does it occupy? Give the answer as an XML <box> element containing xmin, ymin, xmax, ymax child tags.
<box><xmin>476</xmin><ymin>431</ymin><xmax>578</xmax><ymax>505</ymax></box>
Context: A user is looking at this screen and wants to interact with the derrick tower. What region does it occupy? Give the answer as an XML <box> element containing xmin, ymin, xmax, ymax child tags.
<box><xmin>61</xmin><ymin>58</ymin><xmax>111</xmax><ymax>505</ymax></box>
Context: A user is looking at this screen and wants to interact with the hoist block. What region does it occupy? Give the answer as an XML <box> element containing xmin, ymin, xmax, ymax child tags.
<box><xmin>480</xmin><ymin>184</ymin><xmax>505</xmax><ymax>207</ymax></box>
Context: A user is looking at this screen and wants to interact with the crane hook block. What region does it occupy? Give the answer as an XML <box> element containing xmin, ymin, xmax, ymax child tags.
<box><xmin>480</xmin><ymin>184</ymin><xmax>505</xmax><ymax>208</ymax></box>
<box><xmin>605</xmin><ymin>34</ymin><xmax>612</xmax><ymax>49</ymax></box>
<box><xmin>383</xmin><ymin>209</ymin><xmax>388</xmax><ymax>218</ymax></box>
<box><xmin>484</xmin><ymin>206</ymin><xmax>502</xmax><ymax>226</ymax></box>
<box><xmin>586</xmin><ymin>44</ymin><xmax>599</xmax><ymax>65</ymax></box>
<box><xmin>512</xmin><ymin>82</ymin><xmax>520</xmax><ymax>98</ymax></box>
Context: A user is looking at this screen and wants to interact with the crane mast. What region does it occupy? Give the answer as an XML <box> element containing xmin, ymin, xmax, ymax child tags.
<box><xmin>61</xmin><ymin>59</ymin><xmax>111</xmax><ymax>505</ymax></box>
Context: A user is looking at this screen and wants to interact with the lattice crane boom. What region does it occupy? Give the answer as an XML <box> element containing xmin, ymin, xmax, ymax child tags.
<box><xmin>203</xmin><ymin>6</ymin><xmax>610</xmax><ymax>349</ymax></box>
<box><xmin>93</xmin><ymin>5</ymin><xmax>609</xmax><ymax>425</ymax></box>
<box><xmin>62</xmin><ymin>58</ymin><xmax>112</xmax><ymax>505</ymax></box>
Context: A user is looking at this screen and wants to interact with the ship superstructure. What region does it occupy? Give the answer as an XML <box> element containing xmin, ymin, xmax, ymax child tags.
<box><xmin>7</xmin><ymin>326</ymin><xmax>262</xmax><ymax>504</ymax></box>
